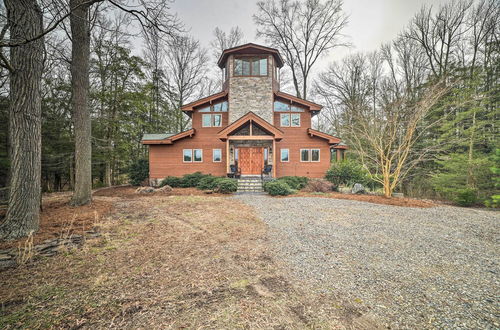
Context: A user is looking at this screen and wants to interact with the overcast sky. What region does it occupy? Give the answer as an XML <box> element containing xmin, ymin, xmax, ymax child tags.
<box><xmin>171</xmin><ymin>0</ymin><xmax>451</xmax><ymax>70</ymax></box>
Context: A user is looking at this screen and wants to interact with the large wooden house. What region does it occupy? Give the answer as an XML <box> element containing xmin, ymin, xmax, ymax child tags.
<box><xmin>142</xmin><ymin>43</ymin><xmax>347</xmax><ymax>184</ymax></box>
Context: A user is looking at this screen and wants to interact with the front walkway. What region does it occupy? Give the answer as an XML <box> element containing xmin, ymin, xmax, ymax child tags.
<box><xmin>235</xmin><ymin>194</ymin><xmax>500</xmax><ymax>329</ymax></box>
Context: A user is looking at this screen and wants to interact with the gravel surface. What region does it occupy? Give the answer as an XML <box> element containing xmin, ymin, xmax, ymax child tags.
<box><xmin>235</xmin><ymin>195</ymin><xmax>500</xmax><ymax>329</ymax></box>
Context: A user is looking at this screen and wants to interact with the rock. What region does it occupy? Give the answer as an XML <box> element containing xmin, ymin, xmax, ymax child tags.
<box><xmin>352</xmin><ymin>183</ymin><xmax>366</xmax><ymax>194</ymax></box>
<box><xmin>136</xmin><ymin>187</ymin><xmax>155</xmax><ymax>194</ymax></box>
<box><xmin>157</xmin><ymin>185</ymin><xmax>173</xmax><ymax>192</ymax></box>
<box><xmin>392</xmin><ymin>192</ymin><xmax>404</xmax><ymax>198</ymax></box>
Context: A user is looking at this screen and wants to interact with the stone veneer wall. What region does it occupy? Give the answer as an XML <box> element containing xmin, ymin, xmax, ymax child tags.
<box><xmin>228</xmin><ymin>55</ymin><xmax>274</xmax><ymax>124</ymax></box>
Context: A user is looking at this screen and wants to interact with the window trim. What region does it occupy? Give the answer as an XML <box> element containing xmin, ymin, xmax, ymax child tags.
<box><xmin>280</xmin><ymin>148</ymin><xmax>289</xmax><ymax>162</ymax></box>
<box><xmin>233</xmin><ymin>56</ymin><xmax>269</xmax><ymax>77</ymax></box>
<box><xmin>280</xmin><ymin>113</ymin><xmax>290</xmax><ymax>127</ymax></box>
<box><xmin>202</xmin><ymin>114</ymin><xmax>212</xmax><ymax>127</ymax></box>
<box><xmin>193</xmin><ymin>149</ymin><xmax>203</xmax><ymax>163</ymax></box>
<box><xmin>212</xmin><ymin>149</ymin><xmax>222</xmax><ymax>162</ymax></box>
<box><xmin>291</xmin><ymin>113</ymin><xmax>301</xmax><ymax>127</ymax></box>
<box><xmin>213</xmin><ymin>113</ymin><xmax>222</xmax><ymax>127</ymax></box>
<box><xmin>311</xmin><ymin>149</ymin><xmax>320</xmax><ymax>162</ymax></box>
<box><xmin>183</xmin><ymin>149</ymin><xmax>193</xmax><ymax>163</ymax></box>
<box><xmin>300</xmin><ymin>149</ymin><xmax>310</xmax><ymax>162</ymax></box>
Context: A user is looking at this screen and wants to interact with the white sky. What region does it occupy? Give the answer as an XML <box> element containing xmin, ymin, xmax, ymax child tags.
<box><xmin>170</xmin><ymin>0</ymin><xmax>451</xmax><ymax>70</ymax></box>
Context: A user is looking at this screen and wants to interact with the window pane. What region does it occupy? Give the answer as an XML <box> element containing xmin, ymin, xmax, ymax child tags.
<box><xmin>274</xmin><ymin>101</ymin><xmax>290</xmax><ymax>111</ymax></box>
<box><xmin>199</xmin><ymin>106</ymin><xmax>210</xmax><ymax>112</ymax></box>
<box><xmin>301</xmin><ymin>149</ymin><xmax>309</xmax><ymax>161</ymax></box>
<box><xmin>280</xmin><ymin>113</ymin><xmax>290</xmax><ymax>127</ymax></box>
<box><xmin>234</xmin><ymin>59</ymin><xmax>242</xmax><ymax>75</ymax></box>
<box><xmin>311</xmin><ymin>149</ymin><xmax>320</xmax><ymax>161</ymax></box>
<box><xmin>251</xmin><ymin>58</ymin><xmax>260</xmax><ymax>75</ymax></box>
<box><xmin>291</xmin><ymin>113</ymin><xmax>300</xmax><ymax>127</ymax></box>
<box><xmin>213</xmin><ymin>114</ymin><xmax>222</xmax><ymax>127</ymax></box>
<box><xmin>259</xmin><ymin>58</ymin><xmax>267</xmax><ymax>75</ymax></box>
<box><xmin>213</xmin><ymin>101</ymin><xmax>228</xmax><ymax>112</ymax></box>
<box><xmin>202</xmin><ymin>114</ymin><xmax>212</xmax><ymax>127</ymax></box>
<box><xmin>281</xmin><ymin>149</ymin><xmax>289</xmax><ymax>162</ymax></box>
<box><xmin>194</xmin><ymin>149</ymin><xmax>202</xmax><ymax>162</ymax></box>
<box><xmin>183</xmin><ymin>149</ymin><xmax>192</xmax><ymax>162</ymax></box>
<box><xmin>213</xmin><ymin>149</ymin><xmax>221</xmax><ymax>162</ymax></box>
<box><xmin>291</xmin><ymin>105</ymin><xmax>305</xmax><ymax>112</ymax></box>
<box><xmin>242</xmin><ymin>59</ymin><xmax>250</xmax><ymax>75</ymax></box>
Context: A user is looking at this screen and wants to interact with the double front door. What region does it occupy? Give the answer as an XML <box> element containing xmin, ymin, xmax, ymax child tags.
<box><xmin>238</xmin><ymin>147</ymin><xmax>264</xmax><ymax>175</ymax></box>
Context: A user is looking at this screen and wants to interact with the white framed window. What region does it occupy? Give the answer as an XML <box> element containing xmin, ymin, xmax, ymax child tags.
<box><xmin>193</xmin><ymin>149</ymin><xmax>203</xmax><ymax>162</ymax></box>
<box><xmin>183</xmin><ymin>149</ymin><xmax>192</xmax><ymax>162</ymax></box>
<box><xmin>300</xmin><ymin>149</ymin><xmax>310</xmax><ymax>162</ymax></box>
<box><xmin>291</xmin><ymin>113</ymin><xmax>300</xmax><ymax>127</ymax></box>
<box><xmin>213</xmin><ymin>149</ymin><xmax>222</xmax><ymax>162</ymax></box>
<box><xmin>280</xmin><ymin>149</ymin><xmax>289</xmax><ymax>162</ymax></box>
<box><xmin>280</xmin><ymin>113</ymin><xmax>290</xmax><ymax>127</ymax></box>
<box><xmin>213</xmin><ymin>114</ymin><xmax>222</xmax><ymax>127</ymax></box>
<box><xmin>311</xmin><ymin>149</ymin><xmax>320</xmax><ymax>162</ymax></box>
<box><xmin>202</xmin><ymin>114</ymin><xmax>212</xmax><ymax>127</ymax></box>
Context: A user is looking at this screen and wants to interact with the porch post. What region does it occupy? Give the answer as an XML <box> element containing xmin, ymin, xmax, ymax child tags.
<box><xmin>226</xmin><ymin>140</ymin><xmax>230</xmax><ymax>175</ymax></box>
<box><xmin>272</xmin><ymin>139</ymin><xmax>276</xmax><ymax>178</ymax></box>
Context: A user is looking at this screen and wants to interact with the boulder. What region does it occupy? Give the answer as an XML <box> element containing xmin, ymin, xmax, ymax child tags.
<box><xmin>352</xmin><ymin>183</ymin><xmax>366</xmax><ymax>194</ymax></box>
<box><xmin>157</xmin><ymin>185</ymin><xmax>173</xmax><ymax>192</ymax></box>
<box><xmin>136</xmin><ymin>187</ymin><xmax>155</xmax><ymax>194</ymax></box>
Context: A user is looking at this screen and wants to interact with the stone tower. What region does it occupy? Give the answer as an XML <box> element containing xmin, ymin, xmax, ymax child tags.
<box><xmin>217</xmin><ymin>44</ymin><xmax>284</xmax><ymax>124</ymax></box>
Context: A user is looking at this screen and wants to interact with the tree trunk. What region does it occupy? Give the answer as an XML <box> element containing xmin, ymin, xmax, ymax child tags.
<box><xmin>0</xmin><ymin>0</ymin><xmax>44</xmax><ymax>240</ymax></box>
<box><xmin>69</xmin><ymin>0</ymin><xmax>92</xmax><ymax>206</ymax></box>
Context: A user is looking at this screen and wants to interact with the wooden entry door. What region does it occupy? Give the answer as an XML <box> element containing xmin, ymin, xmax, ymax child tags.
<box><xmin>239</xmin><ymin>147</ymin><xmax>264</xmax><ymax>175</ymax></box>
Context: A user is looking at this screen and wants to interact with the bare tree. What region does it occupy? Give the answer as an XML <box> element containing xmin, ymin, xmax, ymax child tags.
<box><xmin>405</xmin><ymin>0</ymin><xmax>473</xmax><ymax>77</ymax></box>
<box><xmin>210</xmin><ymin>26</ymin><xmax>244</xmax><ymax>60</ymax></box>
<box><xmin>0</xmin><ymin>0</ymin><xmax>44</xmax><ymax>239</ymax></box>
<box><xmin>165</xmin><ymin>35</ymin><xmax>208</xmax><ymax>132</ymax></box>
<box><xmin>254</xmin><ymin>0</ymin><xmax>348</xmax><ymax>99</ymax></box>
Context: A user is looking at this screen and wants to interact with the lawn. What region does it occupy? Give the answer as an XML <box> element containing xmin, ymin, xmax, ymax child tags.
<box><xmin>0</xmin><ymin>187</ymin><xmax>367</xmax><ymax>329</ymax></box>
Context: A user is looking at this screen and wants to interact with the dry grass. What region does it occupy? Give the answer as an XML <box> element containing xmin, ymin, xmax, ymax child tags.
<box><xmin>0</xmin><ymin>195</ymin><xmax>113</xmax><ymax>250</ymax></box>
<box><xmin>292</xmin><ymin>191</ymin><xmax>437</xmax><ymax>208</ymax></box>
<box><xmin>0</xmin><ymin>188</ymin><xmax>368</xmax><ymax>329</ymax></box>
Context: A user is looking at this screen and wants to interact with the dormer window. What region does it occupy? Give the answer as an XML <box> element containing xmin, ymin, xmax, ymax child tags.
<box><xmin>274</xmin><ymin>101</ymin><xmax>305</xmax><ymax>112</ymax></box>
<box><xmin>234</xmin><ymin>57</ymin><xmax>268</xmax><ymax>76</ymax></box>
<box><xmin>199</xmin><ymin>101</ymin><xmax>228</xmax><ymax>112</ymax></box>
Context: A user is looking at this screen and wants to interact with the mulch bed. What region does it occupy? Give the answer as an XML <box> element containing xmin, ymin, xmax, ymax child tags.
<box><xmin>0</xmin><ymin>196</ymin><xmax>113</xmax><ymax>250</ymax></box>
<box><xmin>291</xmin><ymin>191</ymin><xmax>437</xmax><ymax>208</ymax></box>
<box><xmin>94</xmin><ymin>185</ymin><xmax>228</xmax><ymax>198</ymax></box>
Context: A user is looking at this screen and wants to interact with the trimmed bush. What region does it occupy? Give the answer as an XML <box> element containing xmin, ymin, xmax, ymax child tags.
<box><xmin>180</xmin><ymin>172</ymin><xmax>207</xmax><ymax>187</ymax></box>
<box><xmin>197</xmin><ymin>175</ymin><xmax>221</xmax><ymax>190</ymax></box>
<box><xmin>160</xmin><ymin>176</ymin><xmax>183</xmax><ymax>188</ymax></box>
<box><xmin>214</xmin><ymin>178</ymin><xmax>238</xmax><ymax>194</ymax></box>
<box><xmin>325</xmin><ymin>159</ymin><xmax>370</xmax><ymax>187</ymax></box>
<box><xmin>303</xmin><ymin>178</ymin><xmax>335</xmax><ymax>192</ymax></box>
<box><xmin>264</xmin><ymin>180</ymin><xmax>294</xmax><ymax>196</ymax></box>
<box><xmin>453</xmin><ymin>188</ymin><xmax>478</xmax><ymax>207</ymax></box>
<box><xmin>128</xmin><ymin>159</ymin><xmax>149</xmax><ymax>186</ymax></box>
<box><xmin>279</xmin><ymin>176</ymin><xmax>309</xmax><ymax>190</ymax></box>
<box><xmin>485</xmin><ymin>194</ymin><xmax>500</xmax><ymax>208</ymax></box>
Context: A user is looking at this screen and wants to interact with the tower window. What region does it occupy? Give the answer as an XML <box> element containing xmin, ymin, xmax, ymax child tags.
<box><xmin>234</xmin><ymin>57</ymin><xmax>268</xmax><ymax>76</ymax></box>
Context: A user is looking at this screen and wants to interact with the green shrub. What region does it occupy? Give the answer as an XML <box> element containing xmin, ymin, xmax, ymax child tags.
<box><xmin>485</xmin><ymin>195</ymin><xmax>500</xmax><ymax>208</ymax></box>
<box><xmin>325</xmin><ymin>159</ymin><xmax>370</xmax><ymax>187</ymax></box>
<box><xmin>160</xmin><ymin>176</ymin><xmax>183</xmax><ymax>188</ymax></box>
<box><xmin>128</xmin><ymin>159</ymin><xmax>149</xmax><ymax>186</ymax></box>
<box><xmin>180</xmin><ymin>172</ymin><xmax>207</xmax><ymax>187</ymax></box>
<box><xmin>264</xmin><ymin>180</ymin><xmax>294</xmax><ymax>196</ymax></box>
<box><xmin>453</xmin><ymin>188</ymin><xmax>478</xmax><ymax>207</ymax></box>
<box><xmin>197</xmin><ymin>175</ymin><xmax>221</xmax><ymax>190</ymax></box>
<box><xmin>279</xmin><ymin>176</ymin><xmax>309</xmax><ymax>190</ymax></box>
<box><xmin>214</xmin><ymin>178</ymin><xmax>238</xmax><ymax>194</ymax></box>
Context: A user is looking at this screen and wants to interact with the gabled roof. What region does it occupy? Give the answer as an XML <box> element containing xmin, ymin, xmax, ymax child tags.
<box><xmin>181</xmin><ymin>91</ymin><xmax>228</xmax><ymax>112</ymax></box>
<box><xmin>275</xmin><ymin>91</ymin><xmax>323</xmax><ymax>111</ymax></box>
<box><xmin>217</xmin><ymin>112</ymin><xmax>284</xmax><ymax>140</ymax></box>
<box><xmin>217</xmin><ymin>43</ymin><xmax>284</xmax><ymax>68</ymax></box>
<box><xmin>307</xmin><ymin>128</ymin><xmax>341</xmax><ymax>145</ymax></box>
<box><xmin>141</xmin><ymin>129</ymin><xmax>195</xmax><ymax>145</ymax></box>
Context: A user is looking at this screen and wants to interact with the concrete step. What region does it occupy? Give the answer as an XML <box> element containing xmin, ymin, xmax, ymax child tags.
<box><xmin>237</xmin><ymin>177</ymin><xmax>264</xmax><ymax>193</ymax></box>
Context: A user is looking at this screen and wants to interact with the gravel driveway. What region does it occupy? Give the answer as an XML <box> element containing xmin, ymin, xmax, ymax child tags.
<box><xmin>235</xmin><ymin>195</ymin><xmax>500</xmax><ymax>329</ymax></box>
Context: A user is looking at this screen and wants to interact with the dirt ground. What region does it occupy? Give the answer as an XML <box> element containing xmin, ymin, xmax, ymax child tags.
<box><xmin>0</xmin><ymin>187</ymin><xmax>374</xmax><ymax>329</ymax></box>
<box><xmin>293</xmin><ymin>191</ymin><xmax>437</xmax><ymax>208</ymax></box>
